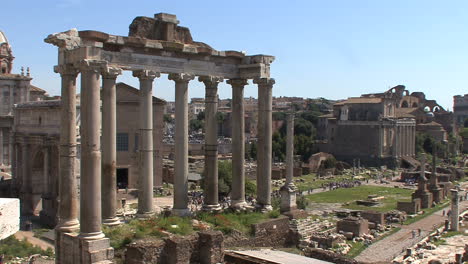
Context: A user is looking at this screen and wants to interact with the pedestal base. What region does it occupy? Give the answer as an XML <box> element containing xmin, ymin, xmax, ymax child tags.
<box><xmin>280</xmin><ymin>185</ymin><xmax>297</xmax><ymax>213</ymax></box>
<box><xmin>202</xmin><ymin>204</ymin><xmax>222</xmax><ymax>213</ymax></box>
<box><xmin>430</xmin><ymin>187</ymin><xmax>443</xmax><ymax>204</ymax></box>
<box><xmin>56</xmin><ymin>231</ymin><xmax>113</xmax><ymax>264</ymax></box>
<box><xmin>136</xmin><ymin>212</ymin><xmax>154</xmax><ymax>219</ymax></box>
<box><xmin>102</xmin><ymin>217</ymin><xmax>121</xmax><ymax>226</ymax></box>
<box><xmin>230</xmin><ymin>200</ymin><xmax>254</xmax><ymax>212</ymax></box>
<box><xmin>255</xmin><ymin>204</ymin><xmax>273</xmax><ymax>213</ymax></box>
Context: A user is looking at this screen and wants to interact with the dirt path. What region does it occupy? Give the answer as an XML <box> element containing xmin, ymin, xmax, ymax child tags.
<box><xmin>14</xmin><ymin>231</ymin><xmax>53</xmax><ymax>250</ymax></box>
<box><xmin>355</xmin><ymin>200</ymin><xmax>468</xmax><ymax>263</ymax></box>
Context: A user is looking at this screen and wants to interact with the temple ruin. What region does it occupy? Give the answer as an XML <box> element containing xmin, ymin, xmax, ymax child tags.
<box><xmin>45</xmin><ymin>13</ymin><xmax>275</xmax><ymax>263</ymax></box>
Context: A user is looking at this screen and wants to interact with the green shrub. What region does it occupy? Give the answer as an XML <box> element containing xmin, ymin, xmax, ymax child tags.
<box><xmin>296</xmin><ymin>195</ymin><xmax>309</xmax><ymax>210</ymax></box>
<box><xmin>0</xmin><ymin>236</ymin><xmax>53</xmax><ymax>261</ymax></box>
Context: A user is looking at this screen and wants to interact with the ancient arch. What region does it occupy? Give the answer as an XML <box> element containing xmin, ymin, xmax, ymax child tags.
<box><xmin>401</xmin><ymin>101</ymin><xmax>409</xmax><ymax>108</ymax></box>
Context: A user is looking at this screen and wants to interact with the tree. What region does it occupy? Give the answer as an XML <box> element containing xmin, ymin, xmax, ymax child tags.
<box><xmin>189</xmin><ymin>119</ymin><xmax>203</xmax><ymax>132</ymax></box>
<box><xmin>197</xmin><ymin>111</ymin><xmax>205</xmax><ymax>121</ymax></box>
<box><xmin>249</xmin><ymin>142</ymin><xmax>257</xmax><ymax>160</ymax></box>
<box><xmin>272</xmin><ymin>132</ymin><xmax>286</xmax><ymax>162</ymax></box>
<box><xmin>464</xmin><ymin>117</ymin><xmax>468</xmax><ymax>128</ymax></box>
<box><xmin>323</xmin><ymin>157</ymin><xmax>336</xmax><ymax>169</ymax></box>
<box><xmin>163</xmin><ymin>114</ymin><xmax>173</xmax><ymax>123</ymax></box>
<box><xmin>201</xmin><ymin>160</ymin><xmax>232</xmax><ymax>196</ymax></box>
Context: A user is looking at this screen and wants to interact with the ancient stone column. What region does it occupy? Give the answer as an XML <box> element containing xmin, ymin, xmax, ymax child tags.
<box><xmin>254</xmin><ymin>78</ymin><xmax>275</xmax><ymax>212</ymax></box>
<box><xmin>102</xmin><ymin>67</ymin><xmax>121</xmax><ymax>225</ymax></box>
<box><xmin>450</xmin><ymin>189</ymin><xmax>460</xmax><ymax>231</ymax></box>
<box><xmin>280</xmin><ymin>113</ymin><xmax>297</xmax><ymax>213</ymax></box>
<box><xmin>0</xmin><ymin>128</ymin><xmax>3</xmax><ymax>165</ymax></box>
<box><xmin>199</xmin><ymin>76</ymin><xmax>223</xmax><ymax>211</ymax></box>
<box><xmin>228</xmin><ymin>79</ymin><xmax>248</xmax><ymax>209</ymax></box>
<box><xmin>55</xmin><ymin>64</ymin><xmax>79</xmax><ymax>232</ymax></box>
<box><xmin>133</xmin><ymin>70</ymin><xmax>159</xmax><ymax>218</ymax></box>
<box><xmin>79</xmin><ymin>61</ymin><xmax>104</xmax><ymax>239</ymax></box>
<box><xmin>169</xmin><ymin>73</ymin><xmax>194</xmax><ymax>216</ymax></box>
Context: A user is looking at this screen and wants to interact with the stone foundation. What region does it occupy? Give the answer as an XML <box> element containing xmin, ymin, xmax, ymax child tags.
<box><xmin>56</xmin><ymin>232</ymin><xmax>113</xmax><ymax>264</ymax></box>
<box><xmin>125</xmin><ymin>230</ymin><xmax>223</xmax><ymax>264</ymax></box>
<box><xmin>361</xmin><ymin>211</ymin><xmax>385</xmax><ymax>226</ymax></box>
<box><xmin>336</xmin><ymin>217</ymin><xmax>369</xmax><ymax>238</ymax></box>
<box><xmin>397</xmin><ymin>199</ymin><xmax>421</xmax><ymax>214</ymax></box>
<box><xmin>412</xmin><ymin>191</ymin><xmax>433</xmax><ymax>209</ymax></box>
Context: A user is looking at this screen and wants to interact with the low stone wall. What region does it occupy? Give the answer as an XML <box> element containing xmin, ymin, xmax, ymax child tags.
<box><xmin>225</xmin><ymin>216</ymin><xmax>293</xmax><ymax>248</ymax></box>
<box><xmin>336</xmin><ymin>217</ymin><xmax>369</xmax><ymax>238</ymax></box>
<box><xmin>397</xmin><ymin>199</ymin><xmax>421</xmax><ymax>214</ymax></box>
<box><xmin>125</xmin><ymin>230</ymin><xmax>223</xmax><ymax>264</ymax></box>
<box><xmin>361</xmin><ymin>211</ymin><xmax>385</xmax><ymax>226</ymax></box>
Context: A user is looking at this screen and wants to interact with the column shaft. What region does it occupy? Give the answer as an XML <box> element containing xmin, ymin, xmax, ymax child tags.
<box><xmin>0</xmin><ymin>128</ymin><xmax>3</xmax><ymax>165</ymax></box>
<box><xmin>56</xmin><ymin>65</ymin><xmax>79</xmax><ymax>232</ymax></box>
<box><xmin>79</xmin><ymin>62</ymin><xmax>104</xmax><ymax>239</ymax></box>
<box><xmin>133</xmin><ymin>70</ymin><xmax>158</xmax><ymax>217</ymax></box>
<box><xmin>200</xmin><ymin>76</ymin><xmax>223</xmax><ymax>211</ymax></box>
<box><xmin>229</xmin><ymin>79</ymin><xmax>248</xmax><ymax>208</ymax></box>
<box><xmin>169</xmin><ymin>73</ymin><xmax>194</xmax><ymax>216</ymax></box>
<box><xmin>254</xmin><ymin>78</ymin><xmax>275</xmax><ymax>211</ymax></box>
<box><xmin>451</xmin><ymin>189</ymin><xmax>459</xmax><ymax>231</ymax></box>
<box><xmin>285</xmin><ymin>114</ymin><xmax>294</xmax><ymax>184</ymax></box>
<box><xmin>102</xmin><ymin>68</ymin><xmax>121</xmax><ymax>225</ymax></box>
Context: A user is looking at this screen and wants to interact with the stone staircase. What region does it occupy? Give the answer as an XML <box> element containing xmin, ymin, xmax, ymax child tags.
<box><xmin>290</xmin><ymin>216</ymin><xmax>335</xmax><ymax>245</ymax></box>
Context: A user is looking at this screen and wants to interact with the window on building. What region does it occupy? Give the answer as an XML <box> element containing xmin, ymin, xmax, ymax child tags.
<box><xmin>117</xmin><ymin>133</ymin><xmax>129</xmax><ymax>151</ymax></box>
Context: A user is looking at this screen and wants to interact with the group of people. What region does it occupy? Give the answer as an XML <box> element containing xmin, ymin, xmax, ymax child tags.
<box><xmin>321</xmin><ymin>179</ymin><xmax>363</xmax><ymax>191</ymax></box>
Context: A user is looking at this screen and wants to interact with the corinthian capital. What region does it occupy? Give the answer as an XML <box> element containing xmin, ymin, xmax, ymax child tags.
<box><xmin>227</xmin><ymin>79</ymin><xmax>248</xmax><ymax>88</ymax></box>
<box><xmin>198</xmin><ymin>76</ymin><xmax>224</xmax><ymax>89</ymax></box>
<box><xmin>102</xmin><ymin>66</ymin><xmax>122</xmax><ymax>79</ymax></box>
<box><xmin>132</xmin><ymin>69</ymin><xmax>160</xmax><ymax>80</ymax></box>
<box><xmin>54</xmin><ymin>64</ymin><xmax>78</xmax><ymax>77</ymax></box>
<box><xmin>168</xmin><ymin>73</ymin><xmax>195</xmax><ymax>83</ymax></box>
<box><xmin>253</xmin><ymin>78</ymin><xmax>275</xmax><ymax>87</ymax></box>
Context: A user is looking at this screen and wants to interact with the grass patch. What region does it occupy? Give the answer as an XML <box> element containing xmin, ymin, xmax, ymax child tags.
<box><xmin>196</xmin><ymin>210</ymin><xmax>280</xmax><ymax>235</ymax></box>
<box><xmin>403</xmin><ymin>201</ymin><xmax>449</xmax><ymax>225</ymax></box>
<box><xmin>346</xmin><ymin>241</ymin><xmax>367</xmax><ymax>258</ymax></box>
<box><xmin>32</xmin><ymin>228</ymin><xmax>50</xmax><ymax>238</ymax></box>
<box><xmin>306</xmin><ymin>185</ymin><xmax>413</xmax><ymax>212</ymax></box>
<box><xmin>103</xmin><ymin>216</ymin><xmax>194</xmax><ymax>249</ymax></box>
<box><xmin>0</xmin><ymin>236</ymin><xmax>54</xmax><ymax>261</ymax></box>
<box><xmin>294</xmin><ymin>174</ymin><xmax>362</xmax><ymax>193</ymax></box>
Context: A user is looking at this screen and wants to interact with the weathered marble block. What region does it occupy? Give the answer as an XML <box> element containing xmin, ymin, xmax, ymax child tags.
<box><xmin>0</xmin><ymin>198</ymin><xmax>20</xmax><ymax>240</ymax></box>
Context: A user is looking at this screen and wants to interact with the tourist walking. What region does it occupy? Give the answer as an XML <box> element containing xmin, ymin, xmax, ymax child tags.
<box><xmin>411</xmin><ymin>230</ymin><xmax>416</xmax><ymax>238</ymax></box>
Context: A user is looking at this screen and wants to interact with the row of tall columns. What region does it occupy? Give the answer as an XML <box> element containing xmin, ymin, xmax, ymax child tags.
<box><xmin>394</xmin><ymin>125</ymin><xmax>416</xmax><ymax>158</ymax></box>
<box><xmin>133</xmin><ymin>70</ymin><xmax>159</xmax><ymax>218</ymax></box>
<box><xmin>56</xmin><ymin>65</ymin><xmax>80</xmax><ymax>233</ymax></box>
<box><xmin>200</xmin><ymin>76</ymin><xmax>223</xmax><ymax>211</ymax></box>
<box><xmin>101</xmin><ymin>67</ymin><xmax>122</xmax><ymax>225</ymax></box>
<box><xmin>169</xmin><ymin>73</ymin><xmax>193</xmax><ymax>216</ymax></box>
<box><xmin>255</xmin><ymin>78</ymin><xmax>275</xmax><ymax>211</ymax></box>
<box><xmin>229</xmin><ymin>79</ymin><xmax>248</xmax><ymax>209</ymax></box>
<box><xmin>79</xmin><ymin>62</ymin><xmax>105</xmax><ymax>239</ymax></box>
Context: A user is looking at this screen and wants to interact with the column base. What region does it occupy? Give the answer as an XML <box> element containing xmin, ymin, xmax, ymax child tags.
<box><xmin>230</xmin><ymin>200</ymin><xmax>253</xmax><ymax>211</ymax></box>
<box><xmin>255</xmin><ymin>204</ymin><xmax>273</xmax><ymax>213</ymax></box>
<box><xmin>136</xmin><ymin>212</ymin><xmax>154</xmax><ymax>219</ymax></box>
<box><xmin>172</xmin><ymin>208</ymin><xmax>191</xmax><ymax>217</ymax></box>
<box><xmin>56</xmin><ymin>219</ymin><xmax>80</xmax><ymax>233</ymax></box>
<box><xmin>78</xmin><ymin>231</ymin><xmax>105</xmax><ymax>240</ymax></box>
<box><xmin>202</xmin><ymin>204</ymin><xmax>222</xmax><ymax>213</ymax></box>
<box><xmin>280</xmin><ymin>185</ymin><xmax>297</xmax><ymax>213</ymax></box>
<box><xmin>102</xmin><ymin>217</ymin><xmax>121</xmax><ymax>226</ymax></box>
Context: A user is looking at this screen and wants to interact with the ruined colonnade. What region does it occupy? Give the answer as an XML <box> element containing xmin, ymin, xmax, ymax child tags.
<box><xmin>47</xmin><ymin>14</ymin><xmax>275</xmax><ymax>262</ymax></box>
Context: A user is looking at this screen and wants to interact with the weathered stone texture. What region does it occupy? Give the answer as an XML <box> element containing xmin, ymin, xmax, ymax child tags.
<box><xmin>361</xmin><ymin>211</ymin><xmax>385</xmax><ymax>226</ymax></box>
<box><xmin>397</xmin><ymin>199</ymin><xmax>421</xmax><ymax>214</ymax></box>
<box><xmin>0</xmin><ymin>198</ymin><xmax>19</xmax><ymax>240</ymax></box>
<box><xmin>336</xmin><ymin>217</ymin><xmax>369</xmax><ymax>238</ymax></box>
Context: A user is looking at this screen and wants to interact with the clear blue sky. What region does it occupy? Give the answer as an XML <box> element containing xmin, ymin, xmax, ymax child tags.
<box><xmin>2</xmin><ymin>0</ymin><xmax>467</xmax><ymax>109</ymax></box>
